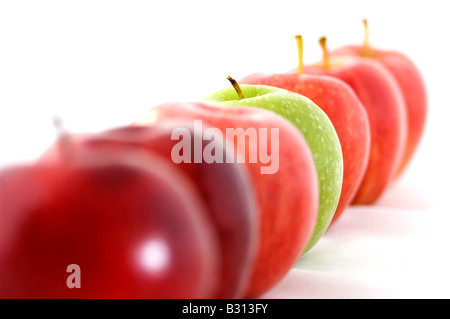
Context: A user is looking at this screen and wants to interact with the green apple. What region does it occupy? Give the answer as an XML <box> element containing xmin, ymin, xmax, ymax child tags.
<box><xmin>203</xmin><ymin>81</ymin><xmax>343</xmax><ymax>253</ymax></box>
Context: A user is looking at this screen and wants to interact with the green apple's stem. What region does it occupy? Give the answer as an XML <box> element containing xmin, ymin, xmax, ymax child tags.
<box><xmin>363</xmin><ymin>18</ymin><xmax>373</xmax><ymax>57</ymax></box>
<box><xmin>295</xmin><ymin>35</ymin><xmax>304</xmax><ymax>74</ymax></box>
<box><xmin>227</xmin><ymin>76</ymin><xmax>245</xmax><ymax>100</ymax></box>
<box><xmin>319</xmin><ymin>36</ymin><xmax>330</xmax><ymax>70</ymax></box>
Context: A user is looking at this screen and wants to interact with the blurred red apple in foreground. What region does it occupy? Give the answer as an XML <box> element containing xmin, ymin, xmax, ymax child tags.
<box><xmin>331</xmin><ymin>19</ymin><xmax>427</xmax><ymax>178</ymax></box>
<box><xmin>304</xmin><ymin>37</ymin><xmax>407</xmax><ymax>205</ymax></box>
<box><xmin>240</xmin><ymin>35</ymin><xmax>371</xmax><ymax>223</ymax></box>
<box><xmin>135</xmin><ymin>101</ymin><xmax>319</xmax><ymax>298</ymax></box>
<box><xmin>41</xmin><ymin>121</ymin><xmax>258</xmax><ymax>299</ymax></box>
<box><xmin>0</xmin><ymin>147</ymin><xmax>219</xmax><ymax>298</ymax></box>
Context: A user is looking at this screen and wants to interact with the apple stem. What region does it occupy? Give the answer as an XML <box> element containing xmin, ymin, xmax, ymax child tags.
<box><xmin>52</xmin><ymin>115</ymin><xmax>67</xmax><ymax>138</ymax></box>
<box><xmin>295</xmin><ymin>35</ymin><xmax>303</xmax><ymax>74</ymax></box>
<box><xmin>319</xmin><ymin>36</ymin><xmax>330</xmax><ymax>70</ymax></box>
<box><xmin>363</xmin><ymin>18</ymin><xmax>373</xmax><ymax>57</ymax></box>
<box><xmin>52</xmin><ymin>115</ymin><xmax>71</xmax><ymax>159</ymax></box>
<box><xmin>227</xmin><ymin>76</ymin><xmax>245</xmax><ymax>100</ymax></box>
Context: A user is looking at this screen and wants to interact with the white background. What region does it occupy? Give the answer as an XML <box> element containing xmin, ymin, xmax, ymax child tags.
<box><xmin>1</xmin><ymin>1</ymin><xmax>449</xmax><ymax>298</ymax></box>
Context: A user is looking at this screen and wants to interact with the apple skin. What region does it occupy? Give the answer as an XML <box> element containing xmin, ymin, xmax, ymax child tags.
<box><xmin>201</xmin><ymin>85</ymin><xmax>343</xmax><ymax>253</ymax></box>
<box><xmin>0</xmin><ymin>148</ymin><xmax>219</xmax><ymax>298</ymax></box>
<box><xmin>135</xmin><ymin>101</ymin><xmax>319</xmax><ymax>298</ymax></box>
<box><xmin>41</xmin><ymin>122</ymin><xmax>259</xmax><ymax>299</ymax></box>
<box><xmin>303</xmin><ymin>57</ymin><xmax>407</xmax><ymax>205</ymax></box>
<box><xmin>239</xmin><ymin>73</ymin><xmax>370</xmax><ymax>224</ymax></box>
<box><xmin>331</xmin><ymin>45</ymin><xmax>427</xmax><ymax>178</ymax></box>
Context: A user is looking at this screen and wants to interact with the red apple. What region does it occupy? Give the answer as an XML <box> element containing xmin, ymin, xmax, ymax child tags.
<box><xmin>331</xmin><ymin>19</ymin><xmax>427</xmax><ymax>178</ymax></box>
<box><xmin>239</xmin><ymin>35</ymin><xmax>371</xmax><ymax>223</ymax></box>
<box><xmin>303</xmin><ymin>37</ymin><xmax>408</xmax><ymax>205</ymax></box>
<box><xmin>41</xmin><ymin>121</ymin><xmax>258</xmax><ymax>299</ymax></box>
<box><xmin>134</xmin><ymin>101</ymin><xmax>319</xmax><ymax>298</ymax></box>
<box><xmin>0</xmin><ymin>147</ymin><xmax>219</xmax><ymax>298</ymax></box>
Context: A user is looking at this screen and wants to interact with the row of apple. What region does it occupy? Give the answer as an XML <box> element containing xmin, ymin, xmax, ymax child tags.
<box><xmin>0</xmin><ymin>20</ymin><xmax>426</xmax><ymax>299</ymax></box>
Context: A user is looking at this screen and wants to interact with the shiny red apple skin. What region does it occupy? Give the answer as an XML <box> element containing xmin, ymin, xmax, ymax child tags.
<box><xmin>332</xmin><ymin>45</ymin><xmax>427</xmax><ymax>177</ymax></box>
<box><xmin>134</xmin><ymin>102</ymin><xmax>319</xmax><ymax>298</ymax></box>
<box><xmin>304</xmin><ymin>57</ymin><xmax>407</xmax><ymax>204</ymax></box>
<box><xmin>0</xmin><ymin>149</ymin><xmax>219</xmax><ymax>299</ymax></box>
<box><xmin>240</xmin><ymin>72</ymin><xmax>371</xmax><ymax>223</ymax></box>
<box><xmin>41</xmin><ymin>122</ymin><xmax>259</xmax><ymax>299</ymax></box>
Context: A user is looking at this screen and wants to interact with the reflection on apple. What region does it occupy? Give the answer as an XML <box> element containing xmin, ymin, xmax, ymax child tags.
<box><xmin>0</xmin><ymin>147</ymin><xmax>220</xmax><ymax>298</ymax></box>
<box><xmin>135</xmin><ymin>100</ymin><xmax>319</xmax><ymax>298</ymax></box>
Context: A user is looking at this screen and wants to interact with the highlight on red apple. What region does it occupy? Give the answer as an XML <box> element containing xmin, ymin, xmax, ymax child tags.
<box><xmin>0</xmin><ymin>147</ymin><xmax>222</xmax><ymax>298</ymax></box>
<box><xmin>135</xmin><ymin>100</ymin><xmax>320</xmax><ymax>298</ymax></box>
<box><xmin>36</xmin><ymin>121</ymin><xmax>261</xmax><ymax>299</ymax></box>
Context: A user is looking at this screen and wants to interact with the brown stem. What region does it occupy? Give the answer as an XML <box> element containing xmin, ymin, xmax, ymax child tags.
<box><xmin>295</xmin><ymin>35</ymin><xmax>304</xmax><ymax>74</ymax></box>
<box><xmin>227</xmin><ymin>76</ymin><xmax>245</xmax><ymax>99</ymax></box>
<box><xmin>319</xmin><ymin>36</ymin><xmax>330</xmax><ymax>70</ymax></box>
<box><xmin>362</xmin><ymin>18</ymin><xmax>373</xmax><ymax>57</ymax></box>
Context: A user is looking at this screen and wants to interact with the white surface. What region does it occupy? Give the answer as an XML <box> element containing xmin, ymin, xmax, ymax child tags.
<box><xmin>263</xmin><ymin>178</ymin><xmax>450</xmax><ymax>299</ymax></box>
<box><xmin>1</xmin><ymin>1</ymin><xmax>449</xmax><ymax>299</ymax></box>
